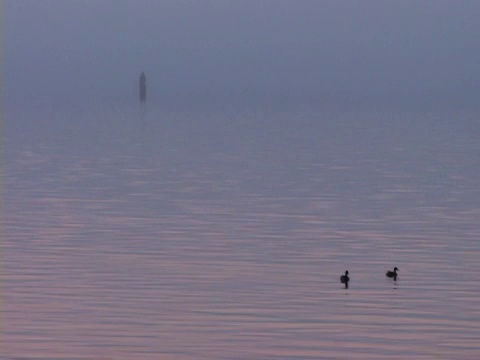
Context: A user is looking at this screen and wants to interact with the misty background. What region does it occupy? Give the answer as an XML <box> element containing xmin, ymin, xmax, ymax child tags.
<box><xmin>3</xmin><ymin>2</ymin><xmax>480</xmax><ymax>358</ymax></box>
<box><xmin>4</xmin><ymin>0</ymin><xmax>480</xmax><ymax>111</ymax></box>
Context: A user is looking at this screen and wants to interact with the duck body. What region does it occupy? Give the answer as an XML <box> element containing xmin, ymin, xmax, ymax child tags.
<box><xmin>340</xmin><ymin>270</ymin><xmax>350</xmax><ymax>284</ymax></box>
<box><xmin>386</xmin><ymin>267</ymin><xmax>399</xmax><ymax>278</ymax></box>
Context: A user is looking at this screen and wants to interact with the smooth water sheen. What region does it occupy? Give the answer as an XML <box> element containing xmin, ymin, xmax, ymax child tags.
<box><xmin>2</xmin><ymin>106</ymin><xmax>480</xmax><ymax>359</ymax></box>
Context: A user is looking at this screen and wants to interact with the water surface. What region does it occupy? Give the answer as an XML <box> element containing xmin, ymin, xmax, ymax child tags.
<box><xmin>3</xmin><ymin>105</ymin><xmax>480</xmax><ymax>359</ymax></box>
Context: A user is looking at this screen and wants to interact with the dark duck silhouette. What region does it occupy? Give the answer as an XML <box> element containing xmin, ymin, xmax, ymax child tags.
<box><xmin>386</xmin><ymin>267</ymin><xmax>399</xmax><ymax>279</ymax></box>
<box><xmin>340</xmin><ymin>270</ymin><xmax>350</xmax><ymax>287</ymax></box>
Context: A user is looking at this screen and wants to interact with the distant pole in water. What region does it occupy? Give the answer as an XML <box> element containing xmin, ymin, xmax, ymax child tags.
<box><xmin>140</xmin><ymin>71</ymin><xmax>147</xmax><ymax>103</ymax></box>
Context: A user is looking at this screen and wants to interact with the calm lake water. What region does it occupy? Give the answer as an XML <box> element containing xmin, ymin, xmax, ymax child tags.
<box><xmin>2</xmin><ymin>104</ymin><xmax>480</xmax><ymax>359</ymax></box>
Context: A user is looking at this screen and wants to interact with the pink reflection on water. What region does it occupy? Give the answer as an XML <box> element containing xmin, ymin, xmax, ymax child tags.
<box><xmin>4</xmin><ymin>118</ymin><xmax>480</xmax><ymax>359</ymax></box>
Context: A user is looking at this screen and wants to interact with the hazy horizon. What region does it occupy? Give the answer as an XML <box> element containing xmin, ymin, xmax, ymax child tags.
<box><xmin>4</xmin><ymin>1</ymin><xmax>480</xmax><ymax>111</ymax></box>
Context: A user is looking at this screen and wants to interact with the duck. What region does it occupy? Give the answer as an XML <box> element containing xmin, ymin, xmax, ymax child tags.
<box><xmin>386</xmin><ymin>267</ymin><xmax>399</xmax><ymax>278</ymax></box>
<box><xmin>340</xmin><ymin>270</ymin><xmax>350</xmax><ymax>284</ymax></box>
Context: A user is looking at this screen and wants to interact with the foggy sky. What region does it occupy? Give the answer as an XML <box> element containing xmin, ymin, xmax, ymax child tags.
<box><xmin>4</xmin><ymin>0</ymin><xmax>480</xmax><ymax>110</ymax></box>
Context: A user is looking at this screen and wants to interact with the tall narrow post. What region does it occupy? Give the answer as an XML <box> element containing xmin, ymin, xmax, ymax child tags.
<box><xmin>140</xmin><ymin>71</ymin><xmax>147</xmax><ymax>103</ymax></box>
